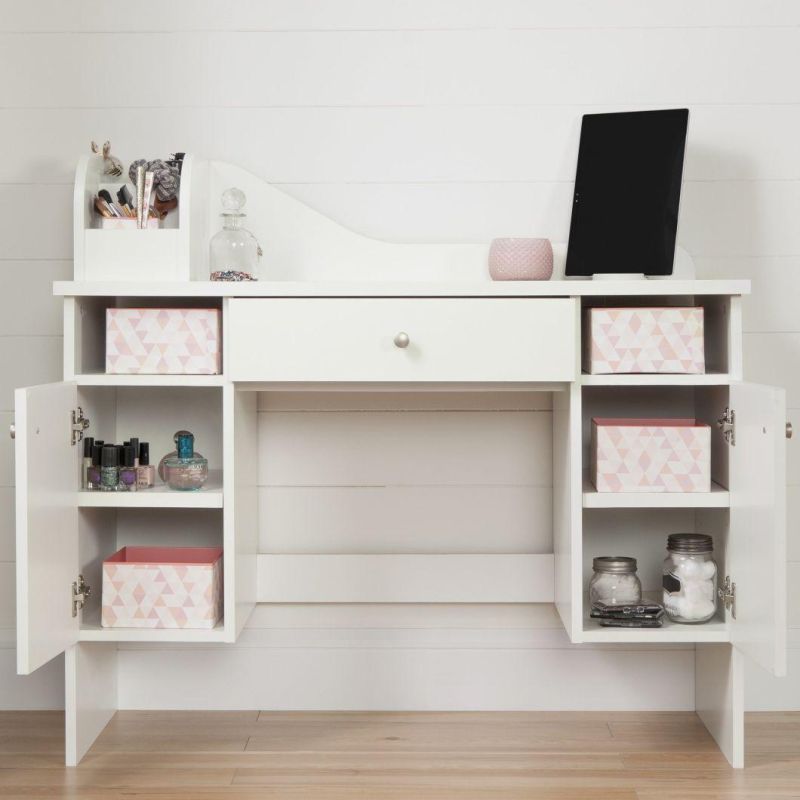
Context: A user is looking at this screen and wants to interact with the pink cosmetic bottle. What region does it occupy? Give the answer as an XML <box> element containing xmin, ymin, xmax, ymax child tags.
<box><xmin>136</xmin><ymin>442</ymin><xmax>155</xmax><ymax>489</ymax></box>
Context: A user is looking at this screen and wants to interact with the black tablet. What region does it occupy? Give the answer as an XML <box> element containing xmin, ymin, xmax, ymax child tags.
<box><xmin>565</xmin><ymin>109</ymin><xmax>689</xmax><ymax>277</ymax></box>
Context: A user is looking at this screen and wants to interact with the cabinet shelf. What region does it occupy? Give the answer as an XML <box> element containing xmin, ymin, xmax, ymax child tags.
<box><xmin>78</xmin><ymin>471</ymin><xmax>223</xmax><ymax>508</ymax></box>
<box><xmin>581</xmin><ymin>371</ymin><xmax>730</xmax><ymax>387</ymax></box>
<box><xmin>73</xmin><ymin>372</ymin><xmax>225</xmax><ymax>387</ymax></box>
<box><xmin>582</xmin><ymin>478</ymin><xmax>729</xmax><ymax>509</ymax></box>
<box><xmin>582</xmin><ymin>610</ymin><xmax>729</xmax><ymax>643</ymax></box>
<box><xmin>79</xmin><ymin>614</ymin><xmax>227</xmax><ymax>643</ymax></box>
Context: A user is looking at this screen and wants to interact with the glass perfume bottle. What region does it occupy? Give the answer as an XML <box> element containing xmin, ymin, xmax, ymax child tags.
<box><xmin>158</xmin><ymin>431</ymin><xmax>205</xmax><ymax>482</ymax></box>
<box><xmin>209</xmin><ymin>188</ymin><xmax>262</xmax><ymax>281</ymax></box>
<box><xmin>163</xmin><ymin>431</ymin><xmax>209</xmax><ymax>491</ymax></box>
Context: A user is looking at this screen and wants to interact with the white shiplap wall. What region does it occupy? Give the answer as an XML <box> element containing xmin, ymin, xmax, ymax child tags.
<box><xmin>0</xmin><ymin>0</ymin><xmax>798</xmax><ymax>711</ymax></box>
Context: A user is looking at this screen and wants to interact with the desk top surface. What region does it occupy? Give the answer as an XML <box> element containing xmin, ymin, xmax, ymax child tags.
<box><xmin>55</xmin><ymin>279</ymin><xmax>750</xmax><ymax>298</ymax></box>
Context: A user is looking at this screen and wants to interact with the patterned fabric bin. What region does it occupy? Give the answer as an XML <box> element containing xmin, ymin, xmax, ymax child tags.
<box><xmin>591</xmin><ymin>418</ymin><xmax>711</xmax><ymax>493</ymax></box>
<box><xmin>102</xmin><ymin>546</ymin><xmax>223</xmax><ymax>629</ymax></box>
<box><xmin>106</xmin><ymin>308</ymin><xmax>221</xmax><ymax>374</ymax></box>
<box><xmin>583</xmin><ymin>307</ymin><xmax>705</xmax><ymax>374</ymax></box>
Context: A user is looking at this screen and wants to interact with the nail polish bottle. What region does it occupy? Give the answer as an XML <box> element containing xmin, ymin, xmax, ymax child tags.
<box><xmin>136</xmin><ymin>442</ymin><xmax>155</xmax><ymax>489</ymax></box>
<box><xmin>81</xmin><ymin>436</ymin><xmax>95</xmax><ymax>489</ymax></box>
<box><xmin>100</xmin><ymin>445</ymin><xmax>119</xmax><ymax>491</ymax></box>
<box><xmin>118</xmin><ymin>445</ymin><xmax>138</xmax><ymax>492</ymax></box>
<box><xmin>129</xmin><ymin>437</ymin><xmax>140</xmax><ymax>468</ymax></box>
<box><xmin>86</xmin><ymin>444</ymin><xmax>102</xmax><ymax>490</ymax></box>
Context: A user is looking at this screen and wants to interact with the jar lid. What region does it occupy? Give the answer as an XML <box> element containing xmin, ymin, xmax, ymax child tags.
<box><xmin>592</xmin><ymin>556</ymin><xmax>638</xmax><ymax>574</ymax></box>
<box><xmin>667</xmin><ymin>533</ymin><xmax>713</xmax><ymax>554</ymax></box>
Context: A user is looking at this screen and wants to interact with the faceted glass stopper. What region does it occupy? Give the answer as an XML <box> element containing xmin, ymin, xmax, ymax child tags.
<box><xmin>221</xmin><ymin>187</ymin><xmax>246</xmax><ymax>214</ymax></box>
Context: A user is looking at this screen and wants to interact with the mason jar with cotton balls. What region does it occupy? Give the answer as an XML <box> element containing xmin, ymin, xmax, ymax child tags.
<box><xmin>662</xmin><ymin>534</ymin><xmax>718</xmax><ymax>623</ymax></box>
<box><xmin>589</xmin><ymin>556</ymin><xmax>642</xmax><ymax>607</ymax></box>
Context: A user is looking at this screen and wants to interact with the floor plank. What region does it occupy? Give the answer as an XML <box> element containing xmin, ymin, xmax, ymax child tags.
<box><xmin>0</xmin><ymin>711</ymin><xmax>797</xmax><ymax>799</ymax></box>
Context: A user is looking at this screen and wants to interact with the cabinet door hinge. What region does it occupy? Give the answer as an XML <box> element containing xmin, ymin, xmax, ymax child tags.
<box><xmin>71</xmin><ymin>407</ymin><xmax>90</xmax><ymax>446</ymax></box>
<box><xmin>717</xmin><ymin>407</ymin><xmax>735</xmax><ymax>446</ymax></box>
<box><xmin>72</xmin><ymin>575</ymin><xmax>91</xmax><ymax>617</ymax></box>
<box><xmin>718</xmin><ymin>575</ymin><xmax>736</xmax><ymax>619</ymax></box>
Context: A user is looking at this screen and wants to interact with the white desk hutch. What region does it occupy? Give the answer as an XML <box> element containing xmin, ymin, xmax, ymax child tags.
<box><xmin>13</xmin><ymin>155</ymin><xmax>787</xmax><ymax>767</ymax></box>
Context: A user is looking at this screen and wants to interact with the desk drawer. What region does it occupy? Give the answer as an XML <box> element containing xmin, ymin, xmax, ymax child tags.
<box><xmin>228</xmin><ymin>298</ymin><xmax>576</xmax><ymax>383</ymax></box>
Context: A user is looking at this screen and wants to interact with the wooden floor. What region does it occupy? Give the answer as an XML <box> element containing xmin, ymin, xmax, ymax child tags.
<box><xmin>2</xmin><ymin>711</ymin><xmax>800</xmax><ymax>798</ymax></box>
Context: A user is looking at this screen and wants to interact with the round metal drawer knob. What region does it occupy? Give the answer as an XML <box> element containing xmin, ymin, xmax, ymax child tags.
<box><xmin>8</xmin><ymin>423</ymin><xmax>15</xmax><ymax>440</ymax></box>
<box><xmin>787</xmin><ymin>422</ymin><xmax>793</xmax><ymax>440</ymax></box>
<box><xmin>393</xmin><ymin>332</ymin><xmax>410</xmax><ymax>349</ymax></box>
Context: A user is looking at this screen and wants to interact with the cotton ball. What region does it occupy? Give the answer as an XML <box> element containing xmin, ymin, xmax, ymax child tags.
<box><xmin>663</xmin><ymin>593</ymin><xmax>682</xmax><ymax>616</ymax></box>
<box><xmin>672</xmin><ymin>596</ymin><xmax>690</xmax><ymax>618</ymax></box>
<box><xmin>697</xmin><ymin>600</ymin><xmax>716</xmax><ymax>619</ymax></box>
<box><xmin>685</xmin><ymin>599</ymin><xmax>716</xmax><ymax>621</ymax></box>
<box><xmin>700</xmin><ymin>560</ymin><xmax>717</xmax><ymax>580</ymax></box>
<box><xmin>683</xmin><ymin>582</ymin><xmax>707</xmax><ymax>602</ymax></box>
<box><xmin>674</xmin><ymin>558</ymin><xmax>703</xmax><ymax>578</ymax></box>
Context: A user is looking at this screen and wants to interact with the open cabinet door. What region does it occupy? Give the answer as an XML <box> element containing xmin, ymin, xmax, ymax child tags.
<box><xmin>727</xmin><ymin>381</ymin><xmax>787</xmax><ymax>677</ymax></box>
<box><xmin>15</xmin><ymin>382</ymin><xmax>80</xmax><ymax>674</ymax></box>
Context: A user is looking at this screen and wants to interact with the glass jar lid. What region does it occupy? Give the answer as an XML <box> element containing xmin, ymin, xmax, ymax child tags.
<box><xmin>667</xmin><ymin>533</ymin><xmax>713</xmax><ymax>554</ymax></box>
<box><xmin>592</xmin><ymin>556</ymin><xmax>638</xmax><ymax>574</ymax></box>
<box><xmin>220</xmin><ymin>187</ymin><xmax>247</xmax><ymax>219</ymax></box>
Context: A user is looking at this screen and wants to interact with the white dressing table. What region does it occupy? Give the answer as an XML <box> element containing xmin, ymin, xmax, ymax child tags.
<box><xmin>13</xmin><ymin>156</ymin><xmax>786</xmax><ymax>766</ymax></box>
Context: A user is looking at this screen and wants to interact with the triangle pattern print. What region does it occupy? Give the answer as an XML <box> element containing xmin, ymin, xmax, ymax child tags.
<box><xmin>106</xmin><ymin>308</ymin><xmax>221</xmax><ymax>375</ymax></box>
<box><xmin>102</xmin><ymin>560</ymin><xmax>223</xmax><ymax>629</ymax></box>
<box><xmin>586</xmin><ymin>307</ymin><xmax>705</xmax><ymax>374</ymax></box>
<box><xmin>592</xmin><ymin>421</ymin><xmax>711</xmax><ymax>493</ymax></box>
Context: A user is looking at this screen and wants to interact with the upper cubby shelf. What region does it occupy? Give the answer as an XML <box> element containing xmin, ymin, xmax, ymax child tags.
<box><xmin>581</xmin><ymin>372</ymin><xmax>731</xmax><ymax>386</ymax></box>
<box><xmin>72</xmin><ymin>373</ymin><xmax>225</xmax><ymax>387</ymax></box>
<box><xmin>71</xmin><ymin>152</ymin><xmax>752</xmax><ymax>294</ymax></box>
<box><xmin>582</xmin><ymin>477</ymin><xmax>730</xmax><ymax>509</ymax></box>
<box><xmin>74</xmin><ymin>154</ymin><xmax>197</xmax><ymax>282</ymax></box>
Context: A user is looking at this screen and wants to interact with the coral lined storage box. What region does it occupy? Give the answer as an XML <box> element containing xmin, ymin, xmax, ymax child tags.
<box><xmin>102</xmin><ymin>546</ymin><xmax>223</xmax><ymax>629</ymax></box>
<box><xmin>584</xmin><ymin>307</ymin><xmax>705</xmax><ymax>374</ymax></box>
<box><xmin>106</xmin><ymin>308</ymin><xmax>221</xmax><ymax>374</ymax></box>
<box><xmin>591</xmin><ymin>418</ymin><xmax>711</xmax><ymax>493</ymax></box>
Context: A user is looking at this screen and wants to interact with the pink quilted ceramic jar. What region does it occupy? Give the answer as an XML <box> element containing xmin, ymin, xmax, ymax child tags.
<box><xmin>488</xmin><ymin>238</ymin><xmax>553</xmax><ymax>281</ymax></box>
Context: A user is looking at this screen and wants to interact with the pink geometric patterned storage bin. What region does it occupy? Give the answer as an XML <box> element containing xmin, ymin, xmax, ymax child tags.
<box><xmin>591</xmin><ymin>418</ymin><xmax>711</xmax><ymax>493</ymax></box>
<box><xmin>106</xmin><ymin>308</ymin><xmax>221</xmax><ymax>375</ymax></box>
<box><xmin>584</xmin><ymin>307</ymin><xmax>705</xmax><ymax>374</ymax></box>
<box><xmin>102</xmin><ymin>546</ymin><xmax>223</xmax><ymax>629</ymax></box>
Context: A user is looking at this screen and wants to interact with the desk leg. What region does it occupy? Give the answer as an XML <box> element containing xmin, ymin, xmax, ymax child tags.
<box><xmin>696</xmin><ymin>643</ymin><xmax>744</xmax><ymax>768</ymax></box>
<box><xmin>65</xmin><ymin>643</ymin><xmax>117</xmax><ymax>766</ymax></box>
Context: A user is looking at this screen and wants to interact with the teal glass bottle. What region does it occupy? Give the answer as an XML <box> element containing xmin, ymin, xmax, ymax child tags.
<box><xmin>163</xmin><ymin>430</ymin><xmax>209</xmax><ymax>491</ymax></box>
